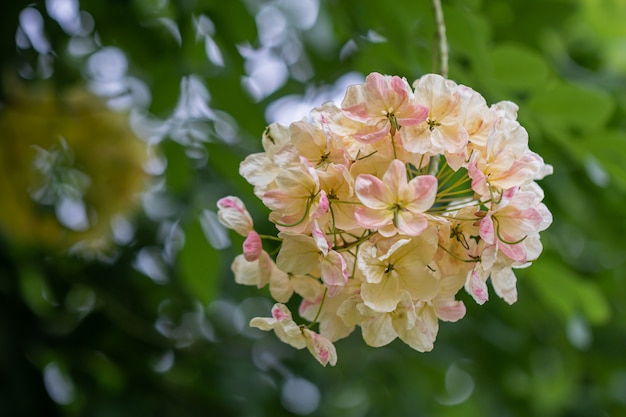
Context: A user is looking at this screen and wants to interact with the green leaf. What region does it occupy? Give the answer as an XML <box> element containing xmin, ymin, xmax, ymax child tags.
<box><xmin>528</xmin><ymin>81</ymin><xmax>614</xmax><ymax>133</ymax></box>
<box><xmin>178</xmin><ymin>217</ymin><xmax>221</xmax><ymax>306</ymax></box>
<box><xmin>18</xmin><ymin>266</ymin><xmax>55</xmax><ymax>317</ymax></box>
<box><xmin>579</xmin><ymin>129</ymin><xmax>626</xmax><ymax>191</ymax></box>
<box><xmin>573</xmin><ymin>279</ymin><xmax>611</xmax><ymax>325</ymax></box>
<box><xmin>524</xmin><ymin>257</ymin><xmax>610</xmax><ymax>325</ymax></box>
<box><xmin>489</xmin><ymin>43</ymin><xmax>550</xmax><ymax>91</ymax></box>
<box><xmin>163</xmin><ymin>140</ymin><xmax>194</xmax><ymax>195</ymax></box>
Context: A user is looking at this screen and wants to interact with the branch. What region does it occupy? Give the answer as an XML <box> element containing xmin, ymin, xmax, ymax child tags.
<box><xmin>432</xmin><ymin>0</ymin><xmax>449</xmax><ymax>78</ymax></box>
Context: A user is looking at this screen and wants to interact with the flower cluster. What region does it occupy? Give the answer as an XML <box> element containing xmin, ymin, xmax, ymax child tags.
<box><xmin>218</xmin><ymin>72</ymin><xmax>552</xmax><ymax>366</ymax></box>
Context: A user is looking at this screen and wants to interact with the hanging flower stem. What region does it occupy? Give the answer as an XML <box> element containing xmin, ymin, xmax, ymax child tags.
<box><xmin>432</xmin><ymin>0</ymin><xmax>449</xmax><ymax>78</ymax></box>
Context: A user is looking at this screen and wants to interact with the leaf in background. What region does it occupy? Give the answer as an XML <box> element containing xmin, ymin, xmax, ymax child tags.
<box><xmin>524</xmin><ymin>257</ymin><xmax>610</xmax><ymax>325</ymax></box>
<box><xmin>178</xmin><ymin>216</ymin><xmax>221</xmax><ymax>306</ymax></box>
<box><xmin>489</xmin><ymin>43</ymin><xmax>550</xmax><ymax>91</ymax></box>
<box><xmin>579</xmin><ymin>129</ymin><xmax>626</xmax><ymax>191</ymax></box>
<box><xmin>162</xmin><ymin>140</ymin><xmax>194</xmax><ymax>196</ymax></box>
<box><xmin>18</xmin><ymin>266</ymin><xmax>56</xmax><ymax>317</ymax></box>
<box><xmin>528</xmin><ymin>82</ymin><xmax>614</xmax><ymax>133</ymax></box>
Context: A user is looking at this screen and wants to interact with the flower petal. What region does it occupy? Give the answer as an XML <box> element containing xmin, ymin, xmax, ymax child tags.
<box><xmin>355</xmin><ymin>174</ymin><xmax>393</xmax><ymax>209</ymax></box>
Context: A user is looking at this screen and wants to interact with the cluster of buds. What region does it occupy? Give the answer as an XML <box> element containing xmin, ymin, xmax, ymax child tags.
<box><xmin>217</xmin><ymin>72</ymin><xmax>552</xmax><ymax>366</ymax></box>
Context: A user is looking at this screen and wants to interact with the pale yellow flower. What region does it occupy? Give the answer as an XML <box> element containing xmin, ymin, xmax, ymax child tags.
<box><xmin>357</xmin><ymin>229</ymin><xmax>439</xmax><ymax>313</ymax></box>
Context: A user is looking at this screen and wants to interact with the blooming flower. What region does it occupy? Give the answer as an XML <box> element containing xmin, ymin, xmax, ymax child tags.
<box><xmin>401</xmin><ymin>74</ymin><xmax>468</xmax><ymax>155</ymax></box>
<box><xmin>262</xmin><ymin>156</ymin><xmax>327</xmax><ymax>234</ymax></box>
<box><xmin>357</xmin><ymin>230</ymin><xmax>439</xmax><ymax>313</ymax></box>
<box><xmin>342</xmin><ymin>72</ymin><xmax>428</xmax><ymax>144</ymax></box>
<box><xmin>250</xmin><ymin>303</ymin><xmax>337</xmax><ymax>366</ymax></box>
<box><xmin>217</xmin><ymin>196</ymin><xmax>263</xmax><ymax>261</ymax></box>
<box><xmin>218</xmin><ymin>71</ymin><xmax>552</xmax><ymax>365</ymax></box>
<box><xmin>276</xmin><ymin>221</ymin><xmax>348</xmax><ymax>295</ymax></box>
<box><xmin>354</xmin><ymin>159</ymin><xmax>437</xmax><ymax>237</ymax></box>
<box><xmin>231</xmin><ymin>251</ymin><xmax>293</xmax><ymax>303</ymax></box>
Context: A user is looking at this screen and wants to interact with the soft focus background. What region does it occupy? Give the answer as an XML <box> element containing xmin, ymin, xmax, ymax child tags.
<box><xmin>1</xmin><ymin>0</ymin><xmax>625</xmax><ymax>416</ymax></box>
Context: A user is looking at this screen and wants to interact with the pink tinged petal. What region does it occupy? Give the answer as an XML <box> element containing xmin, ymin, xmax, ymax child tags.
<box><xmin>262</xmin><ymin>189</ymin><xmax>291</xmax><ymax>212</ymax></box>
<box><xmin>499</xmin><ymin>242</ymin><xmax>527</xmax><ymax>262</ymax></box>
<box><xmin>271</xmin><ymin>303</ymin><xmax>292</xmax><ymax>321</ymax></box>
<box><xmin>491</xmin><ymin>267</ymin><xmax>518</xmax><ymax>305</ymax></box>
<box><xmin>304</xmin><ymin>329</ymin><xmax>338</xmax><ymax>366</ymax></box>
<box><xmin>258</xmin><ymin>304</ymin><xmax>307</xmax><ymax>350</ymax></box>
<box><xmin>356</xmin><ymin>243</ymin><xmax>386</xmax><ymax>284</ymax></box>
<box><xmin>395</xmin><ymin>211</ymin><xmax>428</xmax><ymax>236</ymax></box>
<box><xmin>536</xmin><ymin>203</ymin><xmax>553</xmax><ymax>231</ymax></box>
<box><xmin>342</xmin><ymin>102</ymin><xmax>369</xmax><ymax>121</ymax></box>
<box><xmin>510</xmin><ymin>207</ymin><xmax>546</xmax><ymax>232</ymax></box>
<box><xmin>217</xmin><ymin>196</ymin><xmax>254</xmax><ymax>236</ymax></box>
<box><xmin>466</xmin><ymin>268</ymin><xmax>489</xmax><ymax>305</ymax></box>
<box><xmin>353</xmin><ymin>123</ymin><xmax>391</xmax><ymax>144</ymax></box>
<box><xmin>445</xmin><ymin>150</ymin><xmax>469</xmax><ymax>172</ymax></box>
<box><xmin>468</xmin><ymin>159</ymin><xmax>488</xmax><ymax>196</ymax></box>
<box><xmin>404</xmin><ymin>174</ymin><xmax>438</xmax><ymax>212</ymax></box>
<box><xmin>382</xmin><ymin>159</ymin><xmax>407</xmax><ymax>194</ymax></box>
<box><xmin>366</xmin><ymin>72</ymin><xmax>390</xmax><ymax>104</ymax></box>
<box><xmin>522</xmin><ymin>234</ymin><xmax>543</xmax><ymax>261</ymax></box>
<box><xmin>396</xmin><ymin>318</ymin><xmax>436</xmax><ymax>352</ymax></box>
<box><xmin>299</xmin><ymin>297</ymin><xmax>321</xmax><ymax>319</ymax></box>
<box><xmin>321</xmin><ymin>250</ymin><xmax>349</xmax><ymax>289</ymax></box>
<box><xmin>249</xmin><ymin>316</ymin><xmax>277</xmax><ymax>331</ymax></box>
<box><xmin>354</xmin><ymin>207</ymin><xmax>393</xmax><ymax>230</ymax></box>
<box><xmin>355</xmin><ymin>174</ymin><xmax>393</xmax><ymax>209</ymax></box>
<box><xmin>501</xmin><ymin>186</ymin><xmax>517</xmax><ymax>202</ymax></box>
<box><xmin>311</xmin><ymin>220</ymin><xmax>329</xmax><ymax>254</ymax></box>
<box><xmin>341</xmin><ymin>83</ymin><xmax>369</xmax><ymax>119</ymax></box>
<box><xmin>480</xmin><ymin>244</ymin><xmax>497</xmax><ymax>271</ymax></box>
<box><xmin>434</xmin><ymin>298</ymin><xmax>466</xmax><ymax>322</ymax></box>
<box><xmin>399</xmin><ymin>124</ymin><xmax>434</xmax><ymax>154</ymax></box>
<box><xmin>495</xmin><ymin>153</ymin><xmax>545</xmax><ymax>189</ymax></box>
<box><xmin>312</xmin><ymin>190</ymin><xmax>329</xmax><ymax>219</ymax></box>
<box><xmin>400</xmin><ymin>305</ymin><xmax>438</xmax><ymax>352</ymax></box>
<box><xmin>301</xmin><ymin>156</ymin><xmax>320</xmax><ymax>187</ymax></box>
<box><xmin>243</xmin><ymin>231</ymin><xmax>263</xmax><ymax>262</ymax></box>
<box><xmin>273</xmin><ymin>146</ymin><xmax>300</xmax><ymax>168</ymax></box>
<box><xmin>479</xmin><ymin>214</ymin><xmax>496</xmax><ymax>244</ymax></box>
<box><xmin>434</xmin><ymin>124</ymin><xmax>469</xmax><ymax>154</ymax></box>
<box><xmin>396</xmin><ymin>103</ymin><xmax>429</xmax><ymax>127</ymax></box>
<box><xmin>390</xmin><ymin>75</ymin><xmax>409</xmax><ymax>96</ymax></box>
<box><xmin>250</xmin><ymin>305</ymin><xmax>306</xmax><ymax>349</ymax></box>
<box><xmin>361</xmin><ymin>314</ymin><xmax>397</xmax><ymax>347</ymax></box>
<box><xmin>387</xmin><ymin>76</ymin><xmax>411</xmax><ymax>109</ymax></box>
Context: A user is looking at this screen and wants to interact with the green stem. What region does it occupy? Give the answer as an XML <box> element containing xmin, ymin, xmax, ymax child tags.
<box><xmin>437</xmin><ymin>243</ymin><xmax>480</xmax><ymax>263</ymax></box>
<box><xmin>493</xmin><ymin>216</ymin><xmax>528</xmax><ymax>245</ymax></box>
<box><xmin>336</xmin><ymin>230</ymin><xmax>377</xmax><ymax>252</ymax></box>
<box><xmin>307</xmin><ymin>288</ymin><xmax>328</xmax><ymax>328</ymax></box>
<box><xmin>258</xmin><ymin>234</ymin><xmax>283</xmax><ymax>242</ymax></box>
<box><xmin>272</xmin><ymin>198</ymin><xmax>312</xmax><ymax>228</ymax></box>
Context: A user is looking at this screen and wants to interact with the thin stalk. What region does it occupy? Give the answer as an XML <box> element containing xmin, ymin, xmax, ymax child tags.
<box><xmin>307</xmin><ymin>288</ymin><xmax>328</xmax><ymax>328</ymax></box>
<box><xmin>432</xmin><ymin>0</ymin><xmax>449</xmax><ymax>78</ymax></box>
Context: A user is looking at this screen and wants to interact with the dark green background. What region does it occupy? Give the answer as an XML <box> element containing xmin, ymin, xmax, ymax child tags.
<box><xmin>1</xmin><ymin>0</ymin><xmax>626</xmax><ymax>416</ymax></box>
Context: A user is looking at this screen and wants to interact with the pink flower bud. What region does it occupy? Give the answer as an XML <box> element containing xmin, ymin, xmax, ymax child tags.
<box><xmin>243</xmin><ymin>231</ymin><xmax>263</xmax><ymax>262</ymax></box>
<box><xmin>217</xmin><ymin>196</ymin><xmax>254</xmax><ymax>236</ymax></box>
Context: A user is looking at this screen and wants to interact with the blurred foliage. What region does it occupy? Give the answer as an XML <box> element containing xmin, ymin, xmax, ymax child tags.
<box><xmin>1</xmin><ymin>0</ymin><xmax>626</xmax><ymax>416</ymax></box>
